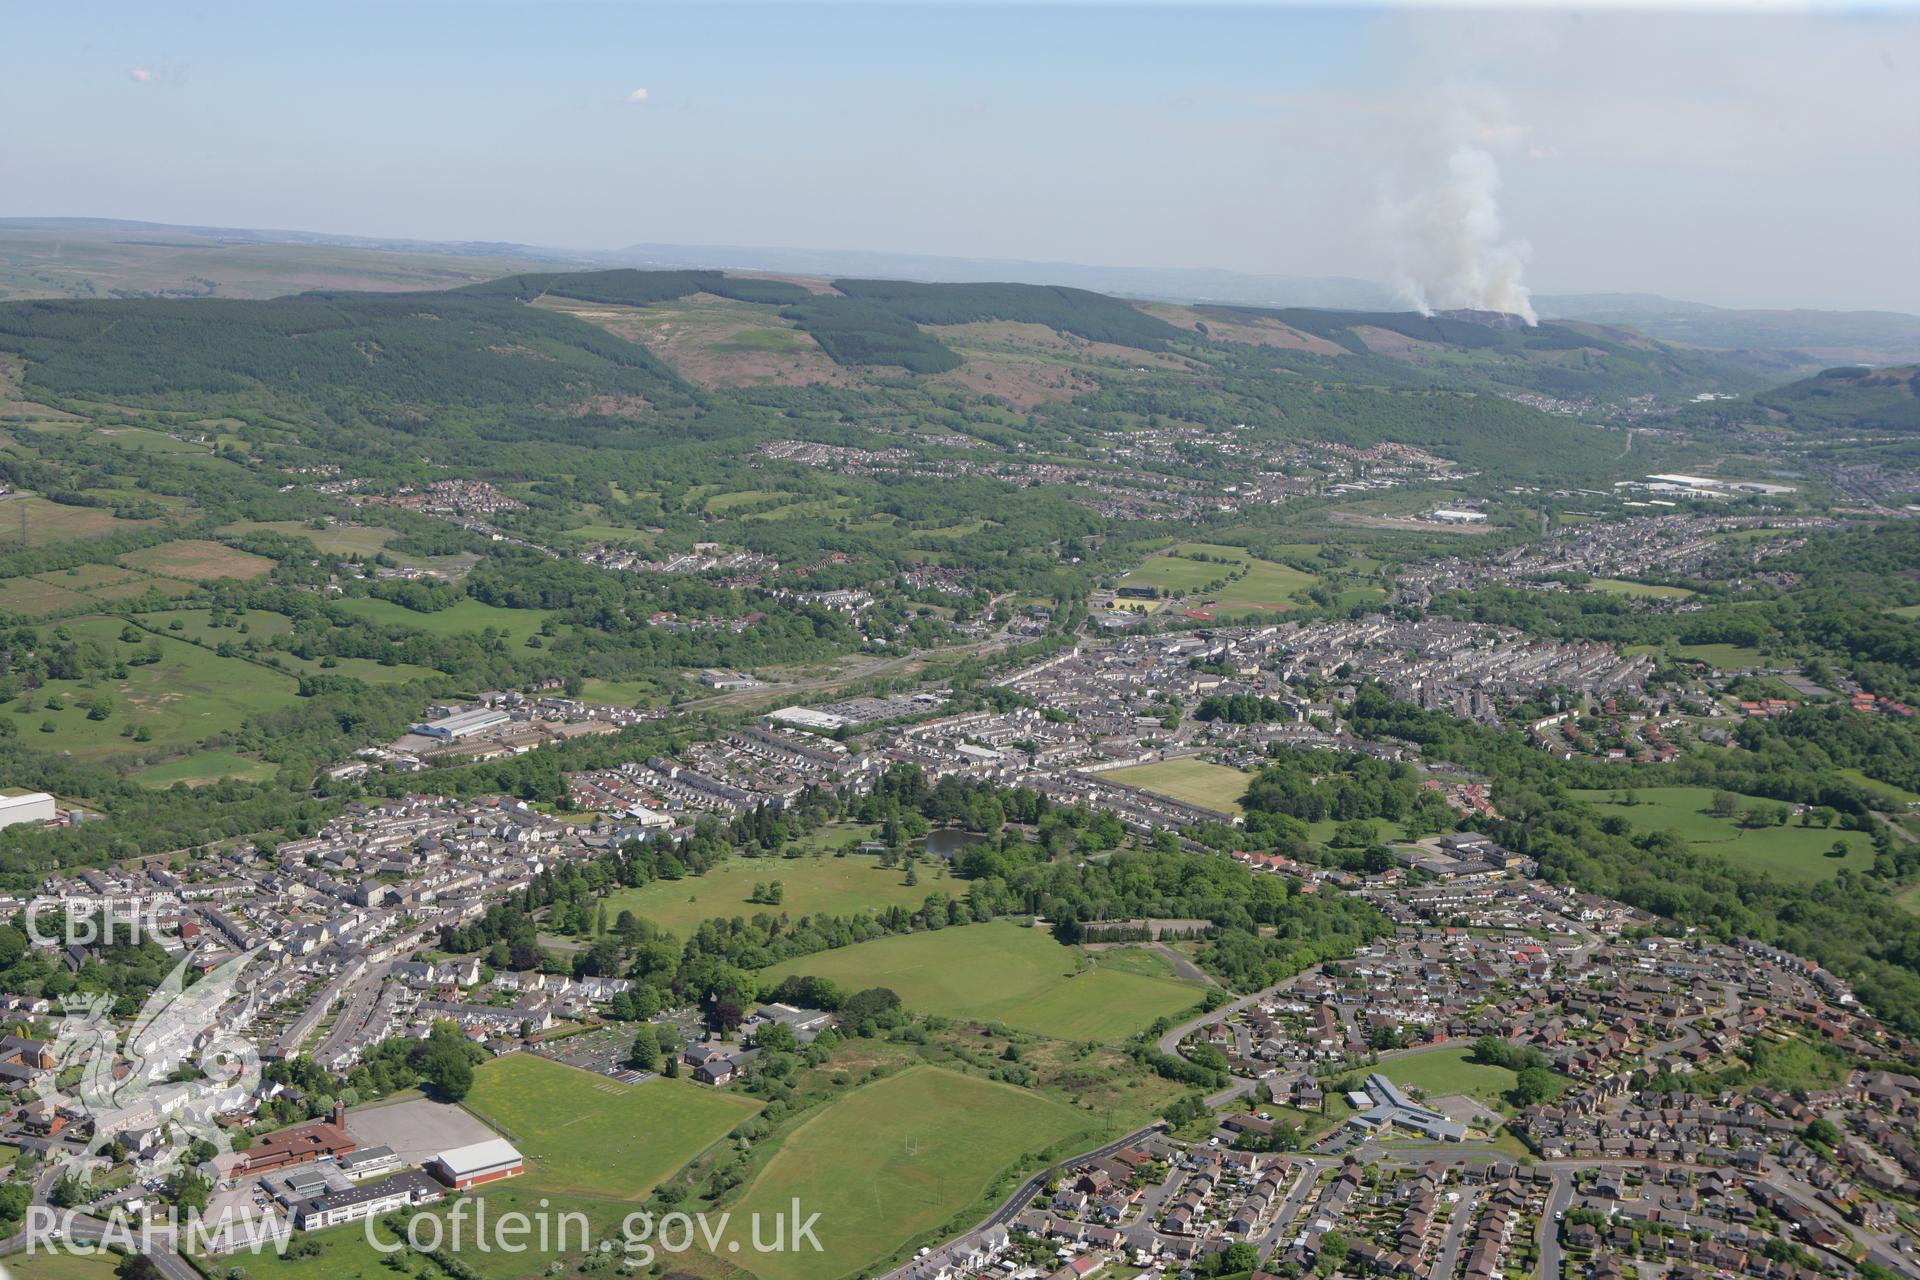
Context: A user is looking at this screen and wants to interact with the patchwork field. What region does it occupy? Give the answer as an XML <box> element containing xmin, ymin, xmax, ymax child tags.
<box><xmin>1106</xmin><ymin>757</ymin><xmax>1250</xmax><ymax>816</ymax></box>
<box><xmin>1571</xmin><ymin>785</ymin><xmax>1875</xmax><ymax>881</ymax></box>
<box><xmin>119</xmin><ymin>538</ymin><xmax>275</xmax><ymax>581</ymax></box>
<box><xmin>595</xmin><ymin>846</ymin><xmax>935</xmax><ymax>936</ymax></box>
<box><xmin>757</xmin><ymin>920</ymin><xmax>1205</xmax><ymax>1041</ymax></box>
<box><xmin>218</xmin><ymin>518</ymin><xmax>400</xmax><ymax>558</ymax></box>
<box><xmin>729</xmin><ymin>1066</ymin><xmax>1090</xmax><ymax>1280</ymax></box>
<box><xmin>463</xmin><ymin>1051</ymin><xmax>759</xmax><ymax>1200</ymax></box>
<box><xmin>0</xmin><ymin>492</ymin><xmax>162</xmax><ymax>545</ymax></box>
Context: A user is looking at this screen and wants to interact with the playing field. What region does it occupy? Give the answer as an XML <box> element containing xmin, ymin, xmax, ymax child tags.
<box><xmin>1571</xmin><ymin>786</ymin><xmax>1875</xmax><ymax>881</ymax></box>
<box><xmin>1106</xmin><ymin>757</ymin><xmax>1250</xmax><ymax>816</ymax></box>
<box><xmin>730</xmin><ymin>1066</ymin><xmax>1090</xmax><ymax>1280</ymax></box>
<box><xmin>1588</xmin><ymin>578</ymin><xmax>1695</xmax><ymax>599</ymax></box>
<box><xmin>1671</xmin><ymin>642</ymin><xmax>1772</xmax><ymax>669</ymax></box>
<box><xmin>1374</xmin><ymin>1047</ymin><xmax>1570</xmax><ymax>1109</ymax></box>
<box><xmin>463</xmin><ymin>1052</ymin><xmax>759</xmax><ymax>1200</ymax></box>
<box><xmin>757</xmin><ymin>920</ymin><xmax>1205</xmax><ymax>1040</ymax></box>
<box><xmin>336</xmin><ymin>595</ymin><xmax>553</xmax><ymax>642</ymax></box>
<box><xmin>596</xmin><ymin>847</ymin><xmax>937</xmax><ymax>936</ymax></box>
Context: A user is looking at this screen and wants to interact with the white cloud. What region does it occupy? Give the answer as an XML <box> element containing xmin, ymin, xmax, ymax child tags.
<box><xmin>128</xmin><ymin>66</ymin><xmax>155</xmax><ymax>84</ymax></box>
<box><xmin>623</xmin><ymin>87</ymin><xmax>650</xmax><ymax>104</ymax></box>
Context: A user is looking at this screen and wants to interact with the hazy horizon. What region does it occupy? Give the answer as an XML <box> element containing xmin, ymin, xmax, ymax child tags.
<box><xmin>5</xmin><ymin>2</ymin><xmax>1917</xmax><ymax>313</ymax></box>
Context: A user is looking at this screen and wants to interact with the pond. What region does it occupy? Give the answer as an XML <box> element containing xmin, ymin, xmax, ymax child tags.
<box><xmin>924</xmin><ymin>828</ymin><xmax>989</xmax><ymax>861</ymax></box>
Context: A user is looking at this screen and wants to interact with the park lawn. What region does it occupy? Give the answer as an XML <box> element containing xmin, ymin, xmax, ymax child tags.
<box><xmin>463</xmin><ymin>1052</ymin><xmax>758</xmax><ymax>1201</ymax></box>
<box><xmin>19</xmin><ymin>615</ymin><xmax>299</xmax><ymax>762</ymax></box>
<box><xmin>336</xmin><ymin>595</ymin><xmax>553</xmax><ymax>643</ymax></box>
<box><xmin>1375</xmin><ymin>1047</ymin><xmax>1570</xmax><ymax>1109</ymax></box>
<box><xmin>1891</xmin><ymin>604</ymin><xmax>1920</xmax><ymax>620</ymax></box>
<box><xmin>729</xmin><ymin>1066</ymin><xmax>1090</xmax><ymax>1280</ymax></box>
<box><xmin>119</xmin><ymin>538</ymin><xmax>276</xmax><ymax>581</ymax></box>
<box><xmin>758</xmin><ymin>921</ymin><xmax>1205</xmax><ymax>1041</ymax></box>
<box><xmin>1107</xmin><ymin>758</ymin><xmax>1250</xmax><ymax>816</ymax></box>
<box><xmin>132</xmin><ymin>749</ymin><xmax>278</xmax><ymax>787</ymax></box>
<box><xmin>1308</xmin><ymin>817</ymin><xmax>1411</xmax><ymax>847</ymax></box>
<box><xmin>1571</xmin><ymin>786</ymin><xmax>1875</xmax><ymax>881</ymax></box>
<box><xmin>594</xmin><ymin>847</ymin><xmax>934</xmax><ymax>937</ymax></box>
<box><xmin>1895</xmin><ymin>881</ymin><xmax>1920</xmax><ymax>917</ymax></box>
<box><xmin>1588</xmin><ymin>578</ymin><xmax>1695</xmax><ymax>599</ymax></box>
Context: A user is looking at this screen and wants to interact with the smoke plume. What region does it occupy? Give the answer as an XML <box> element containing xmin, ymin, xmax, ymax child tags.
<box><xmin>1381</xmin><ymin>89</ymin><xmax>1537</xmax><ymax>324</ymax></box>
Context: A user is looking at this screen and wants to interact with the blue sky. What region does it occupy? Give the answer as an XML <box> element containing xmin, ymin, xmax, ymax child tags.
<box><xmin>4</xmin><ymin>2</ymin><xmax>1917</xmax><ymax>310</ymax></box>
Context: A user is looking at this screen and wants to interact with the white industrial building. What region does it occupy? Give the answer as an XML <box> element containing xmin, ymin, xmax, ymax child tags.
<box><xmin>409</xmin><ymin>708</ymin><xmax>511</xmax><ymax>741</ymax></box>
<box><xmin>0</xmin><ymin>792</ymin><xmax>55</xmax><ymax>829</ymax></box>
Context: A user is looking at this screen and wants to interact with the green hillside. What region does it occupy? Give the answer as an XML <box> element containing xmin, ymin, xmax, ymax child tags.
<box><xmin>1753</xmin><ymin>364</ymin><xmax>1920</xmax><ymax>432</ymax></box>
<box><xmin>0</xmin><ymin>289</ymin><xmax>690</xmax><ymax>413</ymax></box>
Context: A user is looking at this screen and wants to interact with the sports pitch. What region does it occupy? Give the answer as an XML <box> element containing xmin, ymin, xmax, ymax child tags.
<box><xmin>1106</xmin><ymin>757</ymin><xmax>1251</xmax><ymax>816</ymax></box>
<box><xmin>464</xmin><ymin>1051</ymin><xmax>759</xmax><ymax>1200</ymax></box>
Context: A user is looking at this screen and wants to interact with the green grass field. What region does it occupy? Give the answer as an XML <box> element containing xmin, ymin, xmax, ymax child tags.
<box><xmin>3</xmin><ymin>1250</ymin><xmax>123</xmax><ymax>1280</ymax></box>
<box><xmin>119</xmin><ymin>538</ymin><xmax>276</xmax><ymax>581</ymax></box>
<box><xmin>464</xmin><ymin>1052</ymin><xmax>759</xmax><ymax>1200</ymax></box>
<box><xmin>1588</xmin><ymin>578</ymin><xmax>1695</xmax><ymax>599</ymax></box>
<box><xmin>0</xmin><ymin>493</ymin><xmax>162</xmax><ymax>545</ymax></box>
<box><xmin>1671</xmin><ymin>642</ymin><xmax>1774</xmax><ymax>669</ymax></box>
<box><xmin>595</xmin><ymin>847</ymin><xmax>937</xmax><ymax>936</ymax></box>
<box><xmin>18</xmin><ymin>614</ymin><xmax>299</xmax><ymax>762</ymax></box>
<box><xmin>218</xmin><ymin>518</ymin><xmax>400</xmax><ymax>558</ymax></box>
<box><xmin>143</xmin><ymin>607</ymin><xmax>439</xmax><ymax>684</ymax></box>
<box><xmin>1106</xmin><ymin>758</ymin><xmax>1250</xmax><ymax>816</ymax></box>
<box><xmin>336</xmin><ymin>595</ymin><xmax>553</xmax><ymax>642</ymax></box>
<box><xmin>1572</xmin><ymin>785</ymin><xmax>1875</xmax><ymax>881</ymax></box>
<box><xmin>729</xmin><ymin>1066</ymin><xmax>1090</xmax><ymax>1280</ymax></box>
<box><xmin>1118</xmin><ymin>542</ymin><xmax>1319</xmax><ymax>614</ymax></box>
<box><xmin>132</xmin><ymin>749</ymin><xmax>278</xmax><ymax>787</ymax></box>
<box><xmin>1374</xmin><ymin>1047</ymin><xmax>1570</xmax><ymax>1109</ymax></box>
<box><xmin>758</xmin><ymin>921</ymin><xmax>1205</xmax><ymax>1041</ymax></box>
